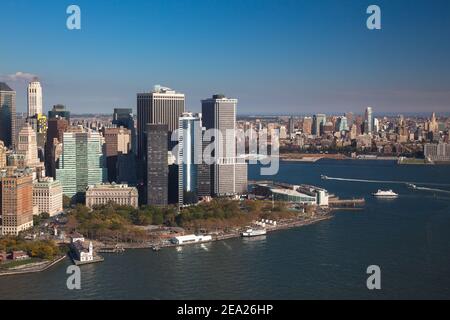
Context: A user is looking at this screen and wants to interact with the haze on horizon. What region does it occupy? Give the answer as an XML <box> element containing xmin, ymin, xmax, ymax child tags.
<box><xmin>1</xmin><ymin>0</ymin><xmax>450</xmax><ymax>115</ymax></box>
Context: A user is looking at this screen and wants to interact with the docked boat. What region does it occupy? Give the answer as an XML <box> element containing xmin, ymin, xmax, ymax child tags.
<box><xmin>241</xmin><ymin>228</ymin><xmax>267</xmax><ymax>237</ymax></box>
<box><xmin>372</xmin><ymin>190</ymin><xmax>399</xmax><ymax>198</ymax></box>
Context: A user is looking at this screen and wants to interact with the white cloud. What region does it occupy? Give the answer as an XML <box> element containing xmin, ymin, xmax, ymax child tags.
<box><xmin>0</xmin><ymin>72</ymin><xmax>39</xmax><ymax>83</ymax></box>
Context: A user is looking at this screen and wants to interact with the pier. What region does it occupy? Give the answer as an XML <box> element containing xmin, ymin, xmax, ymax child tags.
<box><xmin>97</xmin><ymin>245</ymin><xmax>126</xmax><ymax>253</ymax></box>
<box><xmin>328</xmin><ymin>198</ymin><xmax>365</xmax><ymax>208</ymax></box>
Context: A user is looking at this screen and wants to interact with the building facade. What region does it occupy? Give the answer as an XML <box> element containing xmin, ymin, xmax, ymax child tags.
<box><xmin>201</xmin><ymin>94</ymin><xmax>247</xmax><ymax>196</ymax></box>
<box><xmin>112</xmin><ymin>108</ymin><xmax>136</xmax><ymax>153</ymax></box>
<box><xmin>0</xmin><ymin>168</ymin><xmax>34</xmax><ymax>236</ymax></box>
<box><xmin>48</xmin><ymin>104</ymin><xmax>70</xmax><ymax>120</ymax></box>
<box><xmin>137</xmin><ymin>86</ymin><xmax>185</xmax><ymax>160</ymax></box>
<box><xmin>85</xmin><ymin>183</ymin><xmax>138</xmax><ymax>208</ymax></box>
<box><xmin>0</xmin><ymin>83</ymin><xmax>16</xmax><ymax>149</ymax></box>
<box><xmin>364</xmin><ymin>107</ymin><xmax>373</xmax><ymax>134</ymax></box>
<box><xmin>147</xmin><ymin>124</ymin><xmax>168</xmax><ymax>206</ymax></box>
<box><xmin>45</xmin><ymin>118</ymin><xmax>69</xmax><ymax>178</ymax></box>
<box><xmin>102</xmin><ymin>127</ymin><xmax>131</xmax><ymax>182</ymax></box>
<box><xmin>16</xmin><ymin>123</ymin><xmax>41</xmax><ymax>168</ymax></box>
<box><xmin>178</xmin><ymin>113</ymin><xmax>202</xmax><ymax>205</ymax></box>
<box><xmin>0</xmin><ymin>141</ymin><xmax>6</xmax><ymax>169</ymax></box>
<box><xmin>424</xmin><ymin>142</ymin><xmax>450</xmax><ymax>162</ymax></box>
<box><xmin>27</xmin><ymin>79</ymin><xmax>43</xmax><ymax>117</ymax></box>
<box><xmin>56</xmin><ymin>130</ymin><xmax>108</xmax><ymax>201</ymax></box>
<box><xmin>32</xmin><ymin>177</ymin><xmax>63</xmax><ymax>216</ymax></box>
<box><xmin>313</xmin><ymin>114</ymin><xmax>326</xmax><ymax>136</ymax></box>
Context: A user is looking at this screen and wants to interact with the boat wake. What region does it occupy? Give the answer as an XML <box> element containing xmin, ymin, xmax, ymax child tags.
<box><xmin>323</xmin><ymin>176</ymin><xmax>450</xmax><ymax>188</ymax></box>
<box><xmin>414</xmin><ymin>186</ymin><xmax>450</xmax><ymax>194</ymax></box>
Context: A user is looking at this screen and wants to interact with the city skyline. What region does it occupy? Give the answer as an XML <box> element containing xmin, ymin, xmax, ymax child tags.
<box><xmin>1</xmin><ymin>0</ymin><xmax>450</xmax><ymax>114</ymax></box>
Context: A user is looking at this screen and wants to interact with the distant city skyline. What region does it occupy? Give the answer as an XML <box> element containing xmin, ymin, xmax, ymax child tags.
<box><xmin>1</xmin><ymin>0</ymin><xmax>450</xmax><ymax>114</ymax></box>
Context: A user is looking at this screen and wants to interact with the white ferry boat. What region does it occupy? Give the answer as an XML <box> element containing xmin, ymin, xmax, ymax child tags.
<box><xmin>372</xmin><ymin>190</ymin><xmax>399</xmax><ymax>198</ymax></box>
<box><xmin>241</xmin><ymin>228</ymin><xmax>267</xmax><ymax>237</ymax></box>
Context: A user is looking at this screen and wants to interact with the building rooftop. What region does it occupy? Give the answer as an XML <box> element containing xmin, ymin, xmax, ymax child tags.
<box><xmin>0</xmin><ymin>82</ymin><xmax>14</xmax><ymax>92</ymax></box>
<box><xmin>87</xmin><ymin>183</ymin><xmax>137</xmax><ymax>190</ymax></box>
<box><xmin>271</xmin><ymin>188</ymin><xmax>314</xmax><ymax>198</ymax></box>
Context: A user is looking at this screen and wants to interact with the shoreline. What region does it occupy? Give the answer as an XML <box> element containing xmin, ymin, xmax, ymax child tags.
<box><xmin>0</xmin><ymin>255</ymin><xmax>67</xmax><ymax>278</ymax></box>
<box><xmin>0</xmin><ymin>209</ymin><xmax>353</xmax><ymax>278</ymax></box>
<box><xmin>102</xmin><ymin>212</ymin><xmax>337</xmax><ymax>251</ymax></box>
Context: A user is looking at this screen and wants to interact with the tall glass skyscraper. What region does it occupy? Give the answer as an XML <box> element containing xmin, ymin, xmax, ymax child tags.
<box><xmin>336</xmin><ymin>116</ymin><xmax>349</xmax><ymax>132</ymax></box>
<box><xmin>178</xmin><ymin>113</ymin><xmax>202</xmax><ymax>205</ymax></box>
<box><xmin>56</xmin><ymin>130</ymin><xmax>108</xmax><ymax>201</ymax></box>
<box><xmin>364</xmin><ymin>107</ymin><xmax>373</xmax><ymax>134</ymax></box>
<box><xmin>0</xmin><ymin>82</ymin><xmax>16</xmax><ymax>148</ymax></box>
<box><xmin>313</xmin><ymin>114</ymin><xmax>326</xmax><ymax>136</ymax></box>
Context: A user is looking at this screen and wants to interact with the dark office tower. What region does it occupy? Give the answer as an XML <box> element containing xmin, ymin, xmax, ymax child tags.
<box><xmin>137</xmin><ymin>85</ymin><xmax>185</xmax><ymax>160</ymax></box>
<box><xmin>147</xmin><ymin>124</ymin><xmax>168</xmax><ymax>206</ymax></box>
<box><xmin>48</xmin><ymin>104</ymin><xmax>70</xmax><ymax>120</ymax></box>
<box><xmin>0</xmin><ymin>83</ymin><xmax>16</xmax><ymax>149</ymax></box>
<box><xmin>112</xmin><ymin>108</ymin><xmax>136</xmax><ymax>154</ymax></box>
<box><xmin>116</xmin><ymin>153</ymin><xmax>137</xmax><ymax>185</ymax></box>
<box><xmin>168</xmin><ymin>164</ymin><xmax>179</xmax><ymax>205</ymax></box>
<box><xmin>45</xmin><ymin>118</ymin><xmax>68</xmax><ymax>177</ymax></box>
<box><xmin>113</xmin><ymin>108</ymin><xmax>133</xmax><ymax>126</ymax></box>
<box><xmin>197</xmin><ymin>128</ymin><xmax>211</xmax><ymax>198</ymax></box>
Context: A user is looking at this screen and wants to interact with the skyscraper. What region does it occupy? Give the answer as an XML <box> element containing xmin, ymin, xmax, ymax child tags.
<box><xmin>335</xmin><ymin>116</ymin><xmax>349</xmax><ymax>132</ymax></box>
<box><xmin>48</xmin><ymin>104</ymin><xmax>70</xmax><ymax>120</ymax></box>
<box><xmin>45</xmin><ymin>118</ymin><xmax>68</xmax><ymax>177</ymax></box>
<box><xmin>364</xmin><ymin>107</ymin><xmax>373</xmax><ymax>134</ymax></box>
<box><xmin>202</xmin><ymin>94</ymin><xmax>247</xmax><ymax>196</ymax></box>
<box><xmin>0</xmin><ymin>168</ymin><xmax>34</xmax><ymax>236</ymax></box>
<box><xmin>137</xmin><ymin>86</ymin><xmax>185</xmax><ymax>160</ymax></box>
<box><xmin>16</xmin><ymin>123</ymin><xmax>41</xmax><ymax>168</ymax></box>
<box><xmin>288</xmin><ymin>116</ymin><xmax>295</xmax><ymax>137</ymax></box>
<box><xmin>0</xmin><ymin>141</ymin><xmax>6</xmax><ymax>169</ymax></box>
<box><xmin>147</xmin><ymin>124</ymin><xmax>168</xmax><ymax>206</ymax></box>
<box><xmin>102</xmin><ymin>127</ymin><xmax>131</xmax><ymax>182</ymax></box>
<box><xmin>313</xmin><ymin>114</ymin><xmax>326</xmax><ymax>136</ymax></box>
<box><xmin>197</xmin><ymin>127</ymin><xmax>211</xmax><ymax>198</ymax></box>
<box><xmin>27</xmin><ymin>79</ymin><xmax>43</xmax><ymax>117</ymax></box>
<box><xmin>0</xmin><ymin>83</ymin><xmax>16</xmax><ymax>148</ymax></box>
<box><xmin>302</xmin><ymin>117</ymin><xmax>313</xmax><ymax>135</ymax></box>
<box><xmin>178</xmin><ymin>113</ymin><xmax>202</xmax><ymax>206</ymax></box>
<box><xmin>56</xmin><ymin>129</ymin><xmax>108</xmax><ymax>201</ymax></box>
<box><xmin>112</xmin><ymin>108</ymin><xmax>136</xmax><ymax>153</ymax></box>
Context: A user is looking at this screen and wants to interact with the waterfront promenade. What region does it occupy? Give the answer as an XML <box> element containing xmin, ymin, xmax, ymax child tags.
<box><xmin>0</xmin><ymin>255</ymin><xmax>67</xmax><ymax>277</ymax></box>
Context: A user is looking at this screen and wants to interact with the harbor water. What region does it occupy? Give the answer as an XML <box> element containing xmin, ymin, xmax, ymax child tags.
<box><xmin>0</xmin><ymin>160</ymin><xmax>449</xmax><ymax>299</ymax></box>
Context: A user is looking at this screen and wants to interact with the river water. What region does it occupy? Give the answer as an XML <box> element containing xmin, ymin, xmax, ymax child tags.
<box><xmin>1</xmin><ymin>160</ymin><xmax>449</xmax><ymax>299</ymax></box>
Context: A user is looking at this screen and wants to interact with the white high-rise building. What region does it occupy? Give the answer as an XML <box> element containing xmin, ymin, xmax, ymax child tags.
<box><xmin>17</xmin><ymin>123</ymin><xmax>41</xmax><ymax>168</ymax></box>
<box><xmin>33</xmin><ymin>177</ymin><xmax>63</xmax><ymax>217</ymax></box>
<box><xmin>364</xmin><ymin>107</ymin><xmax>373</xmax><ymax>134</ymax></box>
<box><xmin>201</xmin><ymin>94</ymin><xmax>248</xmax><ymax>196</ymax></box>
<box><xmin>178</xmin><ymin>112</ymin><xmax>202</xmax><ymax>206</ymax></box>
<box><xmin>27</xmin><ymin>79</ymin><xmax>43</xmax><ymax>117</ymax></box>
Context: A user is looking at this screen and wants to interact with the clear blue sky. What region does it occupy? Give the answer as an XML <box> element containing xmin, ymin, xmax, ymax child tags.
<box><xmin>1</xmin><ymin>0</ymin><xmax>450</xmax><ymax>115</ymax></box>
